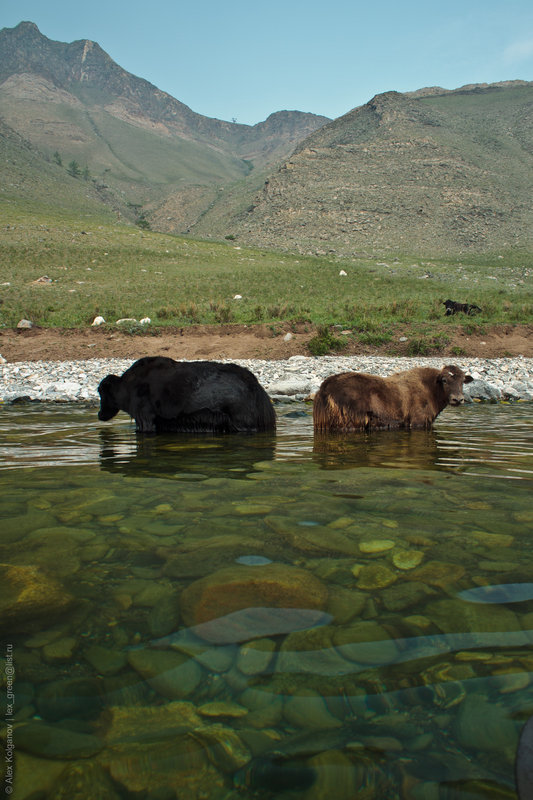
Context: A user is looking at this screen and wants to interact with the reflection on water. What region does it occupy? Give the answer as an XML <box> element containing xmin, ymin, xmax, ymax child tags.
<box><xmin>1</xmin><ymin>401</ymin><xmax>533</xmax><ymax>799</ymax></box>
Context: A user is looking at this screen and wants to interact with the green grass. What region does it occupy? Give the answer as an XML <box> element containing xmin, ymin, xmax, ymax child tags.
<box><xmin>1</xmin><ymin>208</ymin><xmax>532</xmax><ymax>333</ymax></box>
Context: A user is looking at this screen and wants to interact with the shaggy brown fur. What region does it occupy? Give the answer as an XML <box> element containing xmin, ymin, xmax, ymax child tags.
<box><xmin>313</xmin><ymin>365</ymin><xmax>473</xmax><ymax>433</ymax></box>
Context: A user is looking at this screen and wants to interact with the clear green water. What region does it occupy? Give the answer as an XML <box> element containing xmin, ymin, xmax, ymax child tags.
<box><xmin>1</xmin><ymin>402</ymin><xmax>533</xmax><ymax>799</ymax></box>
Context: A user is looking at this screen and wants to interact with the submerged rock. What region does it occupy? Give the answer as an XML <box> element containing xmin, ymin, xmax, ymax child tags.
<box><xmin>0</xmin><ymin>563</ymin><xmax>73</xmax><ymax>632</ymax></box>
<box><xmin>425</xmin><ymin>598</ymin><xmax>522</xmax><ymax>635</ymax></box>
<box><xmin>334</xmin><ymin>620</ymin><xmax>399</xmax><ymax>665</ymax></box>
<box><xmin>127</xmin><ymin>648</ymin><xmax>203</xmax><ymax>699</ymax></box>
<box><xmin>47</xmin><ymin>762</ymin><xmax>122</xmax><ymax>799</ymax></box>
<box><xmin>36</xmin><ymin>677</ymin><xmax>104</xmax><ymax>722</ymax></box>
<box><xmin>15</xmin><ymin>721</ymin><xmax>103</xmax><ymax>759</ymax></box>
<box><xmin>237</xmin><ymin>637</ymin><xmax>277</xmax><ymax>675</ymax></box>
<box><xmin>284</xmin><ymin>689</ymin><xmax>342</xmax><ymax>729</ymax></box>
<box><xmin>179</xmin><ymin>563</ymin><xmax>329</xmax><ymax>637</ymax></box>
<box><xmin>102</xmin><ymin>702</ymin><xmax>226</xmax><ymax>794</ymax></box>
<box><xmin>355</xmin><ymin>563</ymin><xmax>397</xmax><ymax>590</ymax></box>
<box><xmin>455</xmin><ymin>694</ymin><xmax>519</xmax><ymax>756</ymax></box>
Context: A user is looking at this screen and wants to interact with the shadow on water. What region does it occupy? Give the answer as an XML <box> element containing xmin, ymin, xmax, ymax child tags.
<box><xmin>313</xmin><ymin>427</ymin><xmax>440</xmax><ymax>471</ymax></box>
<box><xmin>1</xmin><ymin>401</ymin><xmax>533</xmax><ymax>798</ymax></box>
<box><xmin>98</xmin><ymin>427</ymin><xmax>277</xmax><ymax>480</ymax></box>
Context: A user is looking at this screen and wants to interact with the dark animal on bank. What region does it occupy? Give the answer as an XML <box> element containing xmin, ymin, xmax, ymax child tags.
<box><xmin>443</xmin><ymin>299</ymin><xmax>482</xmax><ymax>316</ymax></box>
<box><xmin>313</xmin><ymin>365</ymin><xmax>473</xmax><ymax>433</ymax></box>
<box><xmin>97</xmin><ymin>356</ymin><xmax>276</xmax><ymax>433</ymax></box>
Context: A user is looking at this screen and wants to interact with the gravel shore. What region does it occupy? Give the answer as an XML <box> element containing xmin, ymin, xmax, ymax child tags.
<box><xmin>1</xmin><ymin>355</ymin><xmax>533</xmax><ymax>404</ymax></box>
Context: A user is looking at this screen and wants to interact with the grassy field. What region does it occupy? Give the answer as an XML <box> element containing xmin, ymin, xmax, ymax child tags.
<box><xmin>1</xmin><ymin>208</ymin><xmax>532</xmax><ymax>351</ymax></box>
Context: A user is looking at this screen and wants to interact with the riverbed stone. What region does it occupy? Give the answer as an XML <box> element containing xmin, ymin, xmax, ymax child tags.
<box><xmin>239</xmin><ymin>687</ymin><xmax>284</xmax><ymax>728</ymax></box>
<box><xmin>0</xmin><ymin>563</ymin><xmax>73</xmax><ymax>632</ymax></box>
<box><xmin>425</xmin><ymin>598</ymin><xmax>522</xmax><ymax>635</ymax></box>
<box><xmin>284</xmin><ymin>688</ymin><xmax>343</xmax><ymax>729</ymax></box>
<box><xmin>47</xmin><ymin>762</ymin><xmax>123</xmax><ymax>800</ymax></box>
<box><xmin>326</xmin><ymin>586</ymin><xmax>367</xmax><ymax>624</ymax></box>
<box><xmin>42</xmin><ymin>636</ymin><xmax>78</xmax><ymax>663</ymax></box>
<box><xmin>381</xmin><ymin>580</ymin><xmax>436</xmax><ymax>612</ymax></box>
<box><xmin>84</xmin><ymin>644</ymin><xmax>128</xmax><ymax>676</ymax></box>
<box><xmin>307</xmin><ymin>749</ymin><xmax>364</xmax><ymax>800</ymax></box>
<box><xmin>179</xmin><ymin>563</ymin><xmax>328</xmax><ymax>633</ymax></box>
<box><xmin>102</xmin><ymin>701</ymin><xmax>226</xmax><ymax>794</ymax></box>
<box><xmin>277</xmin><ymin>625</ymin><xmax>354</xmax><ymax>676</ymax></box>
<box><xmin>454</xmin><ymin>694</ymin><xmax>519</xmax><ymax>755</ymax></box>
<box><xmin>6</xmin><ymin>753</ymin><xmax>68</xmax><ymax>800</ymax></box>
<box><xmin>127</xmin><ymin>648</ymin><xmax>203</xmax><ymax>699</ymax></box>
<box><xmin>148</xmin><ymin>592</ymin><xmax>181</xmax><ymax>637</ymax></box>
<box><xmin>355</xmin><ymin>563</ymin><xmax>397</xmax><ymax>590</ymax></box>
<box><xmin>407</xmin><ymin>560</ymin><xmax>466</xmax><ymax>590</ymax></box>
<box><xmin>237</xmin><ymin>637</ymin><xmax>277</xmax><ymax>675</ymax></box>
<box><xmin>471</xmin><ymin>530</ymin><xmax>514</xmax><ymax>548</ymax></box>
<box><xmin>198</xmin><ymin>701</ymin><xmax>249</xmax><ymax>719</ymax></box>
<box><xmin>334</xmin><ymin>620</ymin><xmax>399</xmax><ymax>665</ymax></box>
<box><xmin>36</xmin><ymin>677</ymin><xmax>104</xmax><ymax>722</ymax></box>
<box><xmin>392</xmin><ymin>549</ymin><xmax>425</xmax><ymax>570</ymax></box>
<box><xmin>15</xmin><ymin>721</ymin><xmax>103</xmax><ymax>759</ymax></box>
<box><xmin>360</xmin><ymin>539</ymin><xmax>395</xmax><ymax>554</ymax></box>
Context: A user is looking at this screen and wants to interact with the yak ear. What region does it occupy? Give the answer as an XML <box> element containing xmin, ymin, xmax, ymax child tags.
<box><xmin>464</xmin><ymin>375</ymin><xmax>474</xmax><ymax>384</ymax></box>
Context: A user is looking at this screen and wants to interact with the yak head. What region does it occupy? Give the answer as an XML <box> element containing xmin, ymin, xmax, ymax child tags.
<box><xmin>438</xmin><ymin>365</ymin><xmax>473</xmax><ymax>406</ymax></box>
<box><xmin>97</xmin><ymin>374</ymin><xmax>122</xmax><ymax>421</ymax></box>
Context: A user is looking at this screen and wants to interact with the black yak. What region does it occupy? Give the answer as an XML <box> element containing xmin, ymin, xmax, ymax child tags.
<box><xmin>97</xmin><ymin>357</ymin><xmax>275</xmax><ymax>433</ymax></box>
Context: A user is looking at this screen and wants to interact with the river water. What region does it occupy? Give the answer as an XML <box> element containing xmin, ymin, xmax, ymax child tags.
<box><xmin>1</xmin><ymin>401</ymin><xmax>533</xmax><ymax>799</ymax></box>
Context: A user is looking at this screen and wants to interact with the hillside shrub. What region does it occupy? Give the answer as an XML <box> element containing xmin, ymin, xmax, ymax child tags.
<box><xmin>307</xmin><ymin>326</ymin><xmax>346</xmax><ymax>356</ymax></box>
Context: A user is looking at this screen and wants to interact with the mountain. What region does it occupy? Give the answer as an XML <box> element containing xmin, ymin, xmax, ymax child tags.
<box><xmin>2</xmin><ymin>23</ymin><xmax>532</xmax><ymax>257</ymax></box>
<box><xmin>0</xmin><ymin>21</ymin><xmax>329</xmax><ymax>222</ymax></box>
<box><xmin>204</xmin><ymin>82</ymin><xmax>533</xmax><ymax>256</ymax></box>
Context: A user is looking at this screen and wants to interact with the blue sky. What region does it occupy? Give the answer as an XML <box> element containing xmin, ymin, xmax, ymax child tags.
<box><xmin>2</xmin><ymin>0</ymin><xmax>533</xmax><ymax>125</ymax></box>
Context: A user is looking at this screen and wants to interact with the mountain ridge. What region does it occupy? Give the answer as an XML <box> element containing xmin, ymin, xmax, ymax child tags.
<box><xmin>199</xmin><ymin>82</ymin><xmax>533</xmax><ymax>256</ymax></box>
<box><xmin>1</xmin><ymin>21</ymin><xmax>532</xmax><ymax>257</ymax></box>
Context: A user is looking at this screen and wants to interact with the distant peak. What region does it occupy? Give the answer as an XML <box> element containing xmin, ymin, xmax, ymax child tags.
<box><xmin>11</xmin><ymin>21</ymin><xmax>41</xmax><ymax>35</ymax></box>
<box><xmin>15</xmin><ymin>21</ymin><xmax>40</xmax><ymax>30</ymax></box>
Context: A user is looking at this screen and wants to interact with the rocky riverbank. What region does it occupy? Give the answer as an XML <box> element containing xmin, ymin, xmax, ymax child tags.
<box><xmin>1</xmin><ymin>355</ymin><xmax>533</xmax><ymax>404</ymax></box>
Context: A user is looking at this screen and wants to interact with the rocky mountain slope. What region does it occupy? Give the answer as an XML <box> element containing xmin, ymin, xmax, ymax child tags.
<box><xmin>2</xmin><ymin>22</ymin><xmax>532</xmax><ymax>258</ymax></box>
<box><xmin>208</xmin><ymin>83</ymin><xmax>533</xmax><ymax>257</ymax></box>
<box><xmin>0</xmin><ymin>21</ymin><xmax>329</xmax><ymax>222</ymax></box>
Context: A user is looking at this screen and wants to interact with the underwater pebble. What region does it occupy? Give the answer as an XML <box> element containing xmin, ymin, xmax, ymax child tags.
<box><xmin>455</xmin><ymin>694</ymin><xmax>519</xmax><ymax>754</ymax></box>
<box><xmin>355</xmin><ymin>563</ymin><xmax>397</xmax><ymax>590</ymax></box>
<box><xmin>491</xmin><ymin>671</ymin><xmax>530</xmax><ymax>693</ymax></box>
<box><xmin>198</xmin><ymin>701</ymin><xmax>249</xmax><ymax>718</ymax></box>
<box><xmin>16</xmin><ymin>721</ymin><xmax>103</xmax><ymax>759</ymax></box>
<box><xmin>284</xmin><ymin>689</ymin><xmax>342</xmax><ymax>729</ymax></box>
<box><xmin>128</xmin><ymin>649</ymin><xmax>203</xmax><ymax>700</ymax></box>
<box><xmin>84</xmin><ymin>644</ymin><xmax>128</xmax><ymax>676</ymax></box>
<box><xmin>472</xmin><ymin>531</ymin><xmax>514</xmax><ymax>548</ymax></box>
<box><xmin>359</xmin><ymin>539</ymin><xmax>395</xmax><ymax>554</ymax></box>
<box><xmin>392</xmin><ymin>550</ymin><xmax>424</xmax><ymax>570</ymax></box>
<box><xmin>237</xmin><ymin>638</ymin><xmax>277</xmax><ymax>675</ymax></box>
<box><xmin>42</xmin><ymin>637</ymin><xmax>77</xmax><ymax>663</ymax></box>
<box><xmin>236</xmin><ymin>555</ymin><xmax>273</xmax><ymax>566</ymax></box>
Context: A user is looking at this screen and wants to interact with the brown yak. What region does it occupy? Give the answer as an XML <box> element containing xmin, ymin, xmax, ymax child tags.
<box><xmin>313</xmin><ymin>365</ymin><xmax>473</xmax><ymax>433</ymax></box>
